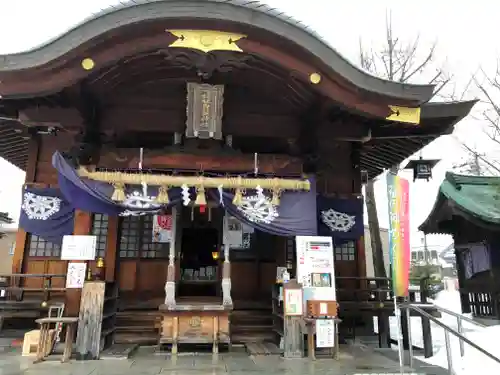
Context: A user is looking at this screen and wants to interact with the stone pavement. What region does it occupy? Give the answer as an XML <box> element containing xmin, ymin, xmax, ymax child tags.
<box><xmin>0</xmin><ymin>345</ymin><xmax>434</xmax><ymax>375</ymax></box>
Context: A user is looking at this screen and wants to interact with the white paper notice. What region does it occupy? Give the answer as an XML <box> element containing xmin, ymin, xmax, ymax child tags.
<box><xmin>319</xmin><ymin>303</ymin><xmax>328</xmax><ymax>315</ymax></box>
<box><xmin>61</xmin><ymin>235</ymin><xmax>97</xmax><ymax>260</ymax></box>
<box><xmin>66</xmin><ymin>262</ymin><xmax>87</xmax><ymax>289</ymax></box>
<box><xmin>316</xmin><ymin>319</ymin><xmax>335</xmax><ymax>348</ymax></box>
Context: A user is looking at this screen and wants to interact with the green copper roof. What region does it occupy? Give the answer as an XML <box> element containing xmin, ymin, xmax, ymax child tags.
<box><xmin>420</xmin><ymin>172</ymin><xmax>500</xmax><ymax>233</ymax></box>
<box><xmin>441</xmin><ymin>173</ymin><xmax>500</xmax><ymax>223</ymax></box>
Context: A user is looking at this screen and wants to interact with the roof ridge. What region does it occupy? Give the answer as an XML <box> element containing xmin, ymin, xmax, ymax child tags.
<box><xmin>0</xmin><ymin>0</ymin><xmax>436</xmax><ymax>102</ymax></box>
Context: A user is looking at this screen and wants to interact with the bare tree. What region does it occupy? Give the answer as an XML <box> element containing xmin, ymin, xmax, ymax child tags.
<box><xmin>359</xmin><ymin>13</ymin><xmax>450</xmax><ymax>278</ymax></box>
<box><xmin>455</xmin><ymin>65</ymin><xmax>500</xmax><ymax>176</ymax></box>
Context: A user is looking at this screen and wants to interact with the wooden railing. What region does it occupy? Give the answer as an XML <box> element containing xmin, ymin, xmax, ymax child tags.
<box><xmin>459</xmin><ymin>286</ymin><xmax>500</xmax><ymax>319</ymax></box>
<box><xmin>0</xmin><ymin>273</ymin><xmax>66</xmax><ymax>302</ymax></box>
<box><xmin>334</xmin><ymin>276</ymin><xmax>435</xmax><ymax>357</ymax></box>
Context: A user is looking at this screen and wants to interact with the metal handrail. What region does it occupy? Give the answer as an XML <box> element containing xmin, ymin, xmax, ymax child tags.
<box><xmin>400</xmin><ymin>303</ymin><xmax>500</xmax><ymax>375</ymax></box>
<box><xmin>408</xmin><ymin>302</ymin><xmax>486</xmax><ymax>328</ymax></box>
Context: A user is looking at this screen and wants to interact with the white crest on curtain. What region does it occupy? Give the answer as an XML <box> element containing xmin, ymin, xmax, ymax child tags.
<box><xmin>122</xmin><ymin>190</ymin><xmax>161</xmax><ymax>210</ymax></box>
<box><xmin>320</xmin><ymin>208</ymin><xmax>355</xmax><ymax>232</ymax></box>
<box><xmin>22</xmin><ymin>192</ymin><xmax>62</xmax><ymax>220</ymax></box>
<box><xmin>237</xmin><ymin>193</ymin><xmax>279</xmax><ymax>224</ymax></box>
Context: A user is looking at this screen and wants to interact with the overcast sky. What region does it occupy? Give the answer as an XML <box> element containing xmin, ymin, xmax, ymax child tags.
<box><xmin>0</xmin><ymin>0</ymin><xmax>496</xmax><ymax>249</ymax></box>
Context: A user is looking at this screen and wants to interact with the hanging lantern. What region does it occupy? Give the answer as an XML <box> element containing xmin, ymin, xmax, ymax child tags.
<box><xmin>403</xmin><ymin>157</ymin><xmax>440</xmax><ymax>181</ymax></box>
<box><xmin>96</xmin><ymin>257</ymin><xmax>105</xmax><ymax>281</ymax></box>
<box><xmin>212</xmin><ymin>251</ymin><xmax>220</xmax><ymax>260</ymax></box>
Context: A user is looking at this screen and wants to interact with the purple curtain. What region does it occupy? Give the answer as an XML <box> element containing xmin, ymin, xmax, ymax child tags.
<box><xmin>317</xmin><ymin>196</ymin><xmax>364</xmax><ymax>244</ymax></box>
<box><xmin>460</xmin><ymin>242</ymin><xmax>491</xmax><ymax>279</ymax></box>
<box><xmin>209</xmin><ymin>177</ymin><xmax>317</xmax><ymax>236</ymax></box>
<box><xmin>52</xmin><ymin>151</ymin><xmax>315</xmax><ymax>236</ymax></box>
<box><xmin>19</xmin><ymin>187</ymin><xmax>75</xmax><ymax>245</ymax></box>
<box><xmin>52</xmin><ymin>151</ymin><xmax>180</xmax><ymax>215</ymax></box>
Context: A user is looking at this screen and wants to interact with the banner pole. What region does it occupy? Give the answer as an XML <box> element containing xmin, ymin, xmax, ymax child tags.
<box><xmin>394</xmin><ymin>294</ymin><xmax>405</xmax><ymax>373</ymax></box>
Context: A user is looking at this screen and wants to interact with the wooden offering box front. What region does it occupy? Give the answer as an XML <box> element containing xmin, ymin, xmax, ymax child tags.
<box><xmin>306</xmin><ymin>300</ymin><xmax>338</xmax><ymax>318</ymax></box>
<box><xmin>159</xmin><ymin>303</ymin><xmax>230</xmax><ymax>353</ymax></box>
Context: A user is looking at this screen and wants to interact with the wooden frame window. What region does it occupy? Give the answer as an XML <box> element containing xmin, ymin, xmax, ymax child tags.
<box><xmin>91</xmin><ymin>213</ymin><xmax>109</xmax><ymax>258</ymax></box>
<box><xmin>334</xmin><ymin>241</ymin><xmax>356</xmax><ymax>261</ymax></box>
<box><xmin>118</xmin><ymin>215</ymin><xmax>170</xmax><ymax>259</ymax></box>
<box><xmin>27</xmin><ymin>234</ymin><xmax>61</xmax><ymax>257</ymax></box>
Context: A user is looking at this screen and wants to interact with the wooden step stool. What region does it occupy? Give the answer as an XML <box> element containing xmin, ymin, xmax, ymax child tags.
<box><xmin>22</xmin><ymin>329</ymin><xmax>55</xmax><ymax>357</ymax></box>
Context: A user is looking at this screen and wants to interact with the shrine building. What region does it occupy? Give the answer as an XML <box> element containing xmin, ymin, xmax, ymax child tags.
<box><xmin>0</xmin><ymin>0</ymin><xmax>475</xmax><ymax>349</ymax></box>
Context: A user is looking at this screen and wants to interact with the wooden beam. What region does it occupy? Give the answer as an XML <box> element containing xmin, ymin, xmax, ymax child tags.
<box><xmin>104</xmin><ymin>216</ymin><xmax>118</xmax><ymax>282</ymax></box>
<box><xmin>19</xmin><ymin>107</ymin><xmax>84</xmax><ymax>128</ymax></box>
<box><xmin>99</xmin><ymin>148</ymin><xmax>304</xmax><ymax>175</ymax></box>
<box><xmin>237</xmin><ymin>39</ymin><xmax>393</xmax><ymax>118</ymax></box>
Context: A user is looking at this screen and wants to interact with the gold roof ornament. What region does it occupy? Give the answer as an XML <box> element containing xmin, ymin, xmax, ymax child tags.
<box><xmin>167</xmin><ymin>30</ymin><xmax>246</xmax><ymax>53</ymax></box>
<box><xmin>386</xmin><ymin>105</ymin><xmax>421</xmax><ymax>125</ymax></box>
<box><xmin>309</xmin><ymin>73</ymin><xmax>322</xmax><ymax>84</ymax></box>
<box><xmin>81</xmin><ymin>58</ymin><xmax>95</xmax><ymax>70</ymax></box>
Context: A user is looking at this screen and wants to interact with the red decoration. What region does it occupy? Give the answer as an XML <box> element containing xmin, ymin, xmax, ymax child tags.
<box><xmin>199</xmin><ymin>205</ymin><xmax>206</xmax><ymax>213</ymax></box>
<box><xmin>156</xmin><ymin>215</ymin><xmax>172</xmax><ymax>230</ymax></box>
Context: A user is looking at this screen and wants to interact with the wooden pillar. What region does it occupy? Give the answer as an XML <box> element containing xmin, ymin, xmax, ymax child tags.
<box><xmin>12</xmin><ymin>229</ymin><xmax>28</xmax><ymax>274</ymax></box>
<box><xmin>104</xmin><ymin>216</ymin><xmax>118</xmax><ymax>282</ymax></box>
<box><xmin>419</xmin><ymin>278</ymin><xmax>433</xmax><ymax>358</ymax></box>
<box><xmin>164</xmin><ymin>206</ymin><xmax>177</xmax><ymax>307</ymax></box>
<box><xmin>377</xmin><ymin>312</ymin><xmax>390</xmax><ymax>348</ymax></box>
<box><xmin>65</xmin><ymin>210</ymin><xmax>92</xmax><ymax>316</ymax></box>
<box><xmin>12</xmin><ymin>137</ymin><xmax>40</xmax><ymax>274</ymax></box>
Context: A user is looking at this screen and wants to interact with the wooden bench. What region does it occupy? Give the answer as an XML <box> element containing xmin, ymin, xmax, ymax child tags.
<box><xmin>34</xmin><ymin>317</ymin><xmax>78</xmax><ymax>363</ymax></box>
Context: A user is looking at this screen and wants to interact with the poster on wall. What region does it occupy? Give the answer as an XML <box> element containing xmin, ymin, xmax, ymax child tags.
<box><xmin>66</xmin><ymin>262</ymin><xmax>87</xmax><ymax>289</ymax></box>
<box><xmin>223</xmin><ymin>215</ymin><xmax>244</xmax><ymax>248</ymax></box>
<box><xmin>152</xmin><ymin>215</ymin><xmax>173</xmax><ymax>243</ymax></box>
<box><xmin>284</xmin><ymin>288</ymin><xmax>303</xmax><ymax>316</ymax></box>
<box><xmin>296</xmin><ymin>236</ymin><xmax>336</xmax><ymax>303</ymax></box>
<box><xmin>316</xmin><ymin>319</ymin><xmax>335</xmax><ymax>348</ymax></box>
<box><xmin>61</xmin><ymin>235</ymin><xmax>97</xmax><ymax>260</ymax></box>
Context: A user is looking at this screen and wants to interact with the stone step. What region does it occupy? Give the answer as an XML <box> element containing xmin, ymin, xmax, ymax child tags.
<box><xmin>231</xmin><ymin>331</ymin><xmax>277</xmax><ymax>343</ymax></box>
<box><xmin>114</xmin><ymin>332</ymin><xmax>158</xmax><ymax>345</ymax></box>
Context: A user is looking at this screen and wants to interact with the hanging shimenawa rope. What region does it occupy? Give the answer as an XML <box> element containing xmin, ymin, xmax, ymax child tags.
<box><xmin>77</xmin><ymin>167</ymin><xmax>310</xmax><ymax>204</ymax></box>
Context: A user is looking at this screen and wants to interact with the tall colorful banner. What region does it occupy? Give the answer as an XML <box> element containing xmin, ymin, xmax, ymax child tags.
<box><xmin>386</xmin><ymin>173</ymin><xmax>411</xmax><ymax>297</ymax></box>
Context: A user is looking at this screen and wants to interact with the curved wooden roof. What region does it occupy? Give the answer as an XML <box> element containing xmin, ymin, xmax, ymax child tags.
<box><xmin>0</xmin><ymin>0</ymin><xmax>434</xmax><ymax>103</ymax></box>
<box><xmin>0</xmin><ymin>0</ymin><xmax>478</xmax><ymax>174</ymax></box>
<box><xmin>420</xmin><ymin>172</ymin><xmax>500</xmax><ymax>234</ymax></box>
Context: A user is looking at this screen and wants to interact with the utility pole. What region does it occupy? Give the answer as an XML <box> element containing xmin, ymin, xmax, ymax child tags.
<box><xmin>423</xmin><ymin>233</ymin><xmax>429</xmax><ymax>263</ymax></box>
